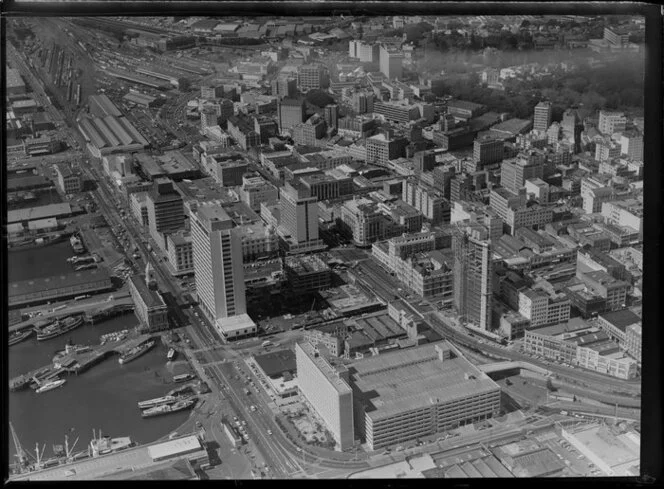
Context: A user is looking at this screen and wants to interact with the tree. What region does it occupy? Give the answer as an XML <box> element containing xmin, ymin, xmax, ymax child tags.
<box><xmin>546</xmin><ymin>378</ymin><xmax>557</xmax><ymax>392</ymax></box>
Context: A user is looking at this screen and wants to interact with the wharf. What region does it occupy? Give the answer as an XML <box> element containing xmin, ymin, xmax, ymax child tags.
<box><xmin>8</xmin><ymin>434</ymin><xmax>208</xmax><ymax>482</ymax></box>
<box><xmin>9</xmin><ymin>292</ymin><xmax>134</xmax><ymax>333</ymax></box>
<box><xmin>9</xmin><ymin>334</ymin><xmax>154</xmax><ymax>391</ymax></box>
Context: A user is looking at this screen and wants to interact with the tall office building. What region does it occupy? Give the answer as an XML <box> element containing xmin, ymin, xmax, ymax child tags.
<box><xmin>453</xmin><ymin>224</ymin><xmax>493</xmax><ymax>331</ymax></box>
<box><xmin>561</xmin><ymin>108</ymin><xmax>584</xmax><ymax>153</ymax></box>
<box><xmin>295</xmin><ymin>342</ymin><xmax>354</xmax><ymax>451</ymax></box>
<box><xmin>201</xmin><ymin>84</ymin><xmax>224</xmax><ymax>100</ymax></box>
<box><xmin>500</xmin><ymin>155</ymin><xmax>544</xmax><ymax>194</ymax></box>
<box><xmin>191</xmin><ymin>204</ymin><xmax>256</xmax><ymax>341</ymax></box>
<box><xmin>473</xmin><ymin>136</ymin><xmax>504</xmax><ymax>167</ymax></box>
<box><xmin>280</xmin><ymin>182</ymin><xmax>319</xmax><ymax>244</ymax></box>
<box><xmin>351</xmin><ymin>91</ymin><xmax>374</xmax><ymax>114</ymax></box>
<box><xmin>348</xmin><ymin>40</ymin><xmax>378</xmax><ymax>63</ymax></box>
<box><xmin>324</xmin><ymin>104</ymin><xmax>339</xmax><ymax>130</ymax></box>
<box><xmin>379</xmin><ymin>44</ymin><xmax>404</xmax><ymax>80</ymax></box>
<box><xmin>297</xmin><ymin>64</ymin><xmax>329</xmax><ymax>92</ymax></box>
<box><xmin>271</xmin><ymin>76</ymin><xmax>297</xmax><ymax>99</ymax></box>
<box><xmin>533</xmin><ymin>101</ymin><xmax>552</xmax><ymax>132</ymax></box>
<box><xmin>598</xmin><ymin>110</ymin><xmax>627</xmax><ymax>135</ymax></box>
<box><xmin>277</xmin><ymin>97</ymin><xmax>306</xmax><ymax>134</ymax></box>
<box><xmin>146</xmin><ymin>178</ymin><xmax>185</xmax><ymax>248</ymax></box>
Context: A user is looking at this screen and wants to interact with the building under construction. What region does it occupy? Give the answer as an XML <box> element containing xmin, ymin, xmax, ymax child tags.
<box><xmin>452</xmin><ymin>222</ymin><xmax>494</xmax><ymax>331</ymax></box>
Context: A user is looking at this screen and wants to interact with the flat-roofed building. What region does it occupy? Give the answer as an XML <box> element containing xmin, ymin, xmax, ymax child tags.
<box><xmin>191</xmin><ymin>204</ymin><xmax>256</xmax><ymax>341</ymax></box>
<box><xmin>166</xmin><ymin>232</ymin><xmax>194</xmax><ymax>275</ymax></box>
<box><xmin>7</xmin><ymin>68</ymin><xmax>26</xmax><ymax>95</ymax></box>
<box><xmin>8</xmin><ymin>268</ymin><xmax>113</xmax><ymax>308</ymax></box>
<box><xmin>453</xmin><ymin>223</ymin><xmax>494</xmax><ymax>330</ymax></box>
<box><xmin>373</xmin><ymin>101</ymin><xmax>420</xmax><ymax>124</ymax></box>
<box><xmin>624</xmin><ymin>323</ymin><xmax>641</xmax><ymax>363</ymax></box>
<box><xmin>54</xmin><ymin>163</ymin><xmax>83</xmax><ymax>195</ymax></box>
<box><xmin>277</xmin><ymin>97</ymin><xmax>306</xmax><ymax>134</ymax></box>
<box><xmin>598</xmin><ymin>110</ymin><xmax>626</xmax><ymax>136</ymax></box>
<box><xmin>533</xmin><ymin>101</ymin><xmax>552</xmax><ymax>132</ymax></box>
<box><xmin>560</xmin><ymin>424</ymin><xmax>639</xmax><ymax>476</ymax></box>
<box><xmin>285</xmin><ymin>254</ymin><xmax>331</xmax><ymax>293</ymax></box>
<box><xmin>89</xmin><ymin>94</ymin><xmax>123</xmax><ymax>118</ymax></box>
<box><xmin>349</xmin><ymin>341</ymin><xmax>501</xmax><ymax>450</ymax></box>
<box><xmin>129</xmin><ymin>274</ymin><xmax>169</xmax><ymax>331</ymax></box>
<box><xmin>379</xmin><ymin>44</ymin><xmax>404</xmax><ymax>80</ymax></box>
<box><xmin>295</xmin><ymin>342</ymin><xmax>354</xmax><ymax>451</ymax></box>
<box><xmin>577</xmin><ymin>270</ymin><xmax>630</xmax><ymax>312</ymax></box>
<box><xmin>146</xmin><ymin>178</ymin><xmax>185</xmax><ymax>248</ymax></box>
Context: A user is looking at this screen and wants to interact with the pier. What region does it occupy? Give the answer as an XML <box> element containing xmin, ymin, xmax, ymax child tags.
<box><xmin>9</xmin><ymin>294</ymin><xmax>135</xmax><ymax>333</ymax></box>
<box><xmin>10</xmin><ymin>334</ymin><xmax>155</xmax><ymax>392</ymax></box>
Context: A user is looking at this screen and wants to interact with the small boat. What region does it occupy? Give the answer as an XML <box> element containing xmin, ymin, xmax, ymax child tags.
<box><xmin>35</xmin><ymin>378</ymin><xmax>66</xmax><ymax>394</ymax></box>
<box><xmin>167</xmin><ymin>348</ymin><xmax>176</xmax><ymax>361</ymax></box>
<box><xmin>173</xmin><ymin>373</ymin><xmax>195</xmax><ymax>383</ymax></box>
<box><xmin>142</xmin><ymin>397</ymin><xmax>197</xmax><ymax>418</ymax></box>
<box><xmin>36</xmin><ymin>315</ymin><xmax>84</xmax><ymax>341</ymax></box>
<box><xmin>137</xmin><ymin>395</ymin><xmax>177</xmax><ymax>410</ymax></box>
<box><xmin>9</xmin><ymin>329</ymin><xmax>34</xmax><ymax>346</ymax></box>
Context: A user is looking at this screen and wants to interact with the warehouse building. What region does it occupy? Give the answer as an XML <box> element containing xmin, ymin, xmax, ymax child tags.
<box><xmin>9</xmin><ymin>268</ymin><xmax>113</xmax><ymax>308</ymax></box>
<box><xmin>78</xmin><ymin>115</ymin><xmax>149</xmax><ymax>158</ymax></box>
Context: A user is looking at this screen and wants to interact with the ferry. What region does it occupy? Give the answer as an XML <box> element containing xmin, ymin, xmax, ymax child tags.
<box><xmin>70</xmin><ymin>235</ymin><xmax>85</xmax><ymax>254</ymax></box>
<box><xmin>119</xmin><ymin>339</ymin><xmax>156</xmax><ymax>365</ymax></box>
<box><xmin>142</xmin><ymin>397</ymin><xmax>197</xmax><ymax>418</ymax></box>
<box><xmin>173</xmin><ymin>373</ymin><xmax>195</xmax><ymax>383</ymax></box>
<box><xmin>36</xmin><ymin>315</ymin><xmax>84</xmax><ymax>341</ymax></box>
<box><xmin>35</xmin><ymin>378</ymin><xmax>67</xmax><ymax>394</ymax></box>
<box><xmin>137</xmin><ymin>395</ymin><xmax>177</xmax><ymax>410</ymax></box>
<box><xmin>9</xmin><ymin>329</ymin><xmax>34</xmax><ymax>346</ymax></box>
<box><xmin>89</xmin><ymin>433</ymin><xmax>135</xmax><ymax>457</ymax></box>
<box><xmin>167</xmin><ymin>348</ymin><xmax>177</xmax><ymax>361</ymax></box>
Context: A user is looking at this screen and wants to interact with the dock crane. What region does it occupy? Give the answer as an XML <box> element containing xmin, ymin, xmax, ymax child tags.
<box><xmin>10</xmin><ymin>422</ymin><xmax>29</xmax><ymax>470</ymax></box>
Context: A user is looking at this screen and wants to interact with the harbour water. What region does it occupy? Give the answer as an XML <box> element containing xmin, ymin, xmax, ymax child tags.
<box><xmin>8</xmin><ymin>243</ymin><xmax>192</xmax><ymax>462</ymax></box>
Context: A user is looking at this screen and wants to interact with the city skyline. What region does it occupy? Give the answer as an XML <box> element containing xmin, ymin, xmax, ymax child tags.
<box><xmin>4</xmin><ymin>10</ymin><xmax>654</xmax><ymax>483</ymax></box>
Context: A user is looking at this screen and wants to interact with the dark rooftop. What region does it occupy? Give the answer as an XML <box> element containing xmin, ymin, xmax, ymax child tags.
<box><xmin>254</xmin><ymin>349</ymin><xmax>297</xmax><ymax>378</ymax></box>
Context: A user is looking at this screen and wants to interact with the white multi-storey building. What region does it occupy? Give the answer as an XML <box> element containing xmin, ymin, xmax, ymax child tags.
<box><xmin>191</xmin><ymin>204</ymin><xmax>256</xmax><ymax>341</ymax></box>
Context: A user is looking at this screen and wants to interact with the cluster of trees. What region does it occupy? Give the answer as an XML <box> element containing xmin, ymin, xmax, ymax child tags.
<box><xmin>434</xmin><ymin>52</ymin><xmax>643</xmax><ymax>120</ymax></box>
<box><xmin>305</xmin><ymin>89</ymin><xmax>335</xmax><ymax>108</ymax></box>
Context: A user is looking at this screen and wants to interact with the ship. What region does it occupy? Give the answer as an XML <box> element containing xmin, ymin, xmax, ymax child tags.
<box><xmin>36</xmin><ymin>315</ymin><xmax>84</xmax><ymax>341</ymax></box>
<box><xmin>173</xmin><ymin>373</ymin><xmax>195</xmax><ymax>383</ymax></box>
<box><xmin>35</xmin><ymin>378</ymin><xmax>66</xmax><ymax>394</ymax></box>
<box><xmin>137</xmin><ymin>395</ymin><xmax>177</xmax><ymax>410</ymax></box>
<box><xmin>118</xmin><ymin>339</ymin><xmax>156</xmax><ymax>365</ymax></box>
<box><xmin>167</xmin><ymin>348</ymin><xmax>177</xmax><ymax>361</ymax></box>
<box><xmin>141</xmin><ymin>397</ymin><xmax>197</xmax><ymax>418</ymax></box>
<box><xmin>9</xmin><ymin>329</ymin><xmax>34</xmax><ymax>346</ymax></box>
<box><xmin>89</xmin><ymin>432</ymin><xmax>135</xmax><ymax>457</ymax></box>
<box><xmin>68</xmin><ymin>255</ymin><xmax>95</xmax><ymax>265</ymax></box>
<box><xmin>70</xmin><ymin>235</ymin><xmax>85</xmax><ymax>254</ymax></box>
<box><xmin>9</xmin><ymin>233</ymin><xmax>67</xmax><ymax>250</ymax></box>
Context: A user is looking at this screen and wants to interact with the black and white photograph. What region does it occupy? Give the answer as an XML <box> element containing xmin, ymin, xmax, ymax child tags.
<box><xmin>3</xmin><ymin>3</ymin><xmax>661</xmax><ymax>483</ymax></box>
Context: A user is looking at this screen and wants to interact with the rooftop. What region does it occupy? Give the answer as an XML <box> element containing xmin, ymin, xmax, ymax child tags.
<box><xmin>129</xmin><ymin>274</ymin><xmax>166</xmax><ymax>309</ymax></box>
<box><xmin>598</xmin><ymin>309</ymin><xmax>641</xmax><ymax>331</ymax></box>
<box><xmin>297</xmin><ymin>341</ymin><xmax>352</xmax><ymax>394</ymax></box>
<box><xmin>9</xmin><ymin>268</ymin><xmax>112</xmax><ymax>298</ymax></box>
<box><xmin>7</xmin><ymin>203</ymin><xmax>72</xmax><ymax>224</ymax></box>
<box><xmin>146</xmin><ymin>435</ymin><xmax>201</xmax><ymax>461</ymax></box>
<box><xmin>350</xmin><ymin>341</ymin><xmax>499</xmax><ymax>421</ymax></box>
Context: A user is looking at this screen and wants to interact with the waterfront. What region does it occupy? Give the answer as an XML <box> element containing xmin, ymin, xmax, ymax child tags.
<box><xmin>9</xmin><ymin>240</ymin><xmax>79</xmax><ymax>282</ymax></box>
<box><xmin>8</xmin><ymin>314</ymin><xmax>192</xmax><ymax>462</ymax></box>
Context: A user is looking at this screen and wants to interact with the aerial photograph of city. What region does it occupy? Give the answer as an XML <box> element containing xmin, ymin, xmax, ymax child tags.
<box><xmin>4</xmin><ymin>8</ymin><xmax>654</xmax><ymax>482</ymax></box>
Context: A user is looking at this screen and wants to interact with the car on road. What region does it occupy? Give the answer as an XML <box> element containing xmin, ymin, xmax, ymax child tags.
<box><xmin>267</xmin><ymin>429</ymin><xmax>273</xmax><ymax>436</ymax></box>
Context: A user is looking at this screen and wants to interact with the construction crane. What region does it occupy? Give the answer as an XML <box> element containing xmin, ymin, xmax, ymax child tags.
<box><xmin>10</xmin><ymin>422</ymin><xmax>29</xmax><ymax>470</ymax></box>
